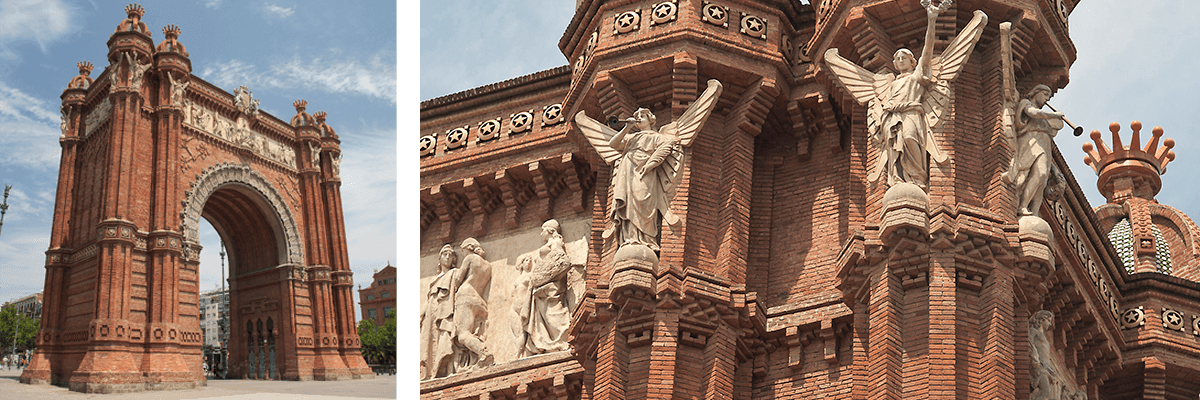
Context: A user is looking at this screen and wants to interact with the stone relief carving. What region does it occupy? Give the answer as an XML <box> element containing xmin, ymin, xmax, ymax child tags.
<box><xmin>421</xmin><ymin>240</ymin><xmax>495</xmax><ymax>380</ymax></box>
<box><xmin>332</xmin><ymin>153</ymin><xmax>341</xmax><ymax>177</ymax></box>
<box><xmin>181</xmin><ymin>99</ymin><xmax>296</xmax><ymax>168</ymax></box>
<box><xmin>824</xmin><ymin>2</ymin><xmax>988</xmax><ymax>190</ymax></box>
<box><xmin>1029</xmin><ymin>310</ymin><xmax>1086</xmax><ymax>399</ymax></box>
<box><xmin>85</xmin><ymin>98</ymin><xmax>113</xmax><ymax>137</ymax></box>
<box><xmin>1002</xmin><ymin>84</ymin><xmax>1064</xmax><ymax>216</ymax></box>
<box><xmin>234</xmin><ymin>85</ymin><xmax>260</xmax><ymax>117</ymax></box>
<box><xmin>168</xmin><ymin>73</ymin><xmax>189</xmax><ymax>107</ymax></box>
<box><xmin>512</xmin><ymin>219</ymin><xmax>582</xmax><ymax>358</ymax></box>
<box><xmin>124</xmin><ymin>52</ymin><xmax>150</xmax><ymax>91</ymax></box>
<box><xmin>575</xmin><ymin>79</ymin><xmax>723</xmax><ymax>251</ymax></box>
<box><xmin>309</xmin><ymin>142</ymin><xmax>321</xmax><ymax>169</ymax></box>
<box><xmin>179</xmin><ymin>163</ymin><xmax>304</xmax><ymax>264</ymax></box>
<box><xmin>60</xmin><ymin>105</ymin><xmax>70</xmax><ymax>138</ymax></box>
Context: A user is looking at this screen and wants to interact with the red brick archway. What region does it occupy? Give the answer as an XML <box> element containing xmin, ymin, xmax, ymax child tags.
<box><xmin>21</xmin><ymin>5</ymin><xmax>371</xmax><ymax>393</ymax></box>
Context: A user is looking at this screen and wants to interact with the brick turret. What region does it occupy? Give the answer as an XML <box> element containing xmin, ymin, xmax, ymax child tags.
<box><xmin>1083</xmin><ymin>121</ymin><xmax>1176</xmax><ymax>203</ymax></box>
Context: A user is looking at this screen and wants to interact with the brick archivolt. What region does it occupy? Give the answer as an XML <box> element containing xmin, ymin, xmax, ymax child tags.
<box><xmin>179</xmin><ymin>162</ymin><xmax>304</xmax><ymax>264</ymax></box>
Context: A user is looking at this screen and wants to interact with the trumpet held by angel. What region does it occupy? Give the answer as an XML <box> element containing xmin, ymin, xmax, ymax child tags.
<box><xmin>574</xmin><ymin>79</ymin><xmax>723</xmax><ymax>251</ymax></box>
<box><xmin>823</xmin><ymin>0</ymin><xmax>987</xmax><ymax>190</ymax></box>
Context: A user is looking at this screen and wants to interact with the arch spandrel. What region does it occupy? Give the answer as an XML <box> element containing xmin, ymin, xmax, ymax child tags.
<box><xmin>180</xmin><ymin>162</ymin><xmax>304</xmax><ymax>265</ymax></box>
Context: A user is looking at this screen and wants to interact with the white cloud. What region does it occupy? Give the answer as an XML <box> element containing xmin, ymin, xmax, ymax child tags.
<box><xmin>200</xmin><ymin>52</ymin><xmax>397</xmax><ymax>103</ymax></box>
<box><xmin>262</xmin><ymin>3</ymin><xmax>295</xmax><ymax>19</ymax></box>
<box><xmin>0</xmin><ymin>80</ymin><xmax>63</xmax><ymax>171</ymax></box>
<box><xmin>0</xmin><ymin>0</ymin><xmax>75</xmax><ymax>56</ymax></box>
<box><xmin>205</xmin><ymin>0</ymin><xmax>223</xmax><ymax>9</ymax></box>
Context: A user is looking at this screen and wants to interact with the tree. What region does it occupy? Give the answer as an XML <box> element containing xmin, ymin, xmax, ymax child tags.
<box><xmin>0</xmin><ymin>307</ymin><xmax>39</xmax><ymax>354</ymax></box>
<box><xmin>358</xmin><ymin>309</ymin><xmax>396</xmax><ymax>365</ymax></box>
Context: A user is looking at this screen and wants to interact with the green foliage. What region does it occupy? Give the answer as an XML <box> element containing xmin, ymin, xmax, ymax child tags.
<box><xmin>0</xmin><ymin>308</ymin><xmax>39</xmax><ymax>354</ymax></box>
<box><xmin>358</xmin><ymin>309</ymin><xmax>396</xmax><ymax>364</ymax></box>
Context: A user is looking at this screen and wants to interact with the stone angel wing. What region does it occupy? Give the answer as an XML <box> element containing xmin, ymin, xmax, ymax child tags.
<box><xmin>658</xmin><ymin>79</ymin><xmax>724</xmax><ymax>147</ymax></box>
<box><xmin>922</xmin><ymin>9</ymin><xmax>988</xmax><ymax>163</ymax></box>
<box><xmin>823</xmin><ymin>47</ymin><xmax>895</xmax><ymax>182</ymax></box>
<box><xmin>574</xmin><ymin>111</ymin><xmax>624</xmax><ymax>165</ymax></box>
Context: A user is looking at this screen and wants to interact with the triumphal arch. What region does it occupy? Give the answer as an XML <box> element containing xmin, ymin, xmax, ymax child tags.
<box><xmin>22</xmin><ymin>4</ymin><xmax>371</xmax><ymax>392</ymax></box>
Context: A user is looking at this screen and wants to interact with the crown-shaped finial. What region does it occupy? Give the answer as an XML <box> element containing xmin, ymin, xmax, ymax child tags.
<box><xmin>294</xmin><ymin>99</ymin><xmax>308</xmax><ymax>111</ymax></box>
<box><xmin>77</xmin><ymin>61</ymin><xmax>94</xmax><ymax>76</ymax></box>
<box><xmin>163</xmin><ymin>24</ymin><xmax>180</xmax><ymax>38</ymax></box>
<box><xmin>125</xmin><ymin>3</ymin><xmax>145</xmax><ymax>18</ymax></box>
<box><xmin>314</xmin><ymin>111</ymin><xmax>327</xmax><ymax>121</ymax></box>
<box><xmin>1083</xmin><ymin>121</ymin><xmax>1176</xmax><ymax>175</ymax></box>
<box><xmin>1083</xmin><ymin>121</ymin><xmax>1176</xmax><ymax>203</ymax></box>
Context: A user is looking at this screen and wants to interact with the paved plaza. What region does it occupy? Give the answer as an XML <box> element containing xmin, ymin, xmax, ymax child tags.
<box><xmin>0</xmin><ymin>368</ymin><xmax>397</xmax><ymax>399</ymax></box>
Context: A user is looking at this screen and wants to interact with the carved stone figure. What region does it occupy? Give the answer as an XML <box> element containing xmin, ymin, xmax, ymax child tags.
<box><xmin>234</xmin><ymin>86</ymin><xmax>260</xmax><ymax>116</ymax></box>
<box><xmin>824</xmin><ymin>1</ymin><xmax>987</xmax><ymax>190</ymax></box>
<box><xmin>168</xmin><ymin>73</ymin><xmax>189</xmax><ymax>107</ymax></box>
<box><xmin>1029</xmin><ymin>310</ymin><xmax>1084</xmax><ymax>399</ymax></box>
<box><xmin>453</xmin><ymin>238</ymin><xmax>494</xmax><ymax>373</ymax></box>
<box><xmin>309</xmin><ymin>142</ymin><xmax>321</xmax><ymax>169</ymax></box>
<box><xmin>512</xmin><ymin>219</ymin><xmax>575</xmax><ymax>358</ymax></box>
<box><xmin>420</xmin><ymin>241</ymin><xmax>494</xmax><ymax>380</ymax></box>
<box><xmin>124</xmin><ymin>52</ymin><xmax>150</xmax><ymax>91</ymax></box>
<box><xmin>575</xmin><ymin>79</ymin><xmax>723</xmax><ymax>250</ymax></box>
<box><xmin>1003</xmin><ymin>84</ymin><xmax>1064</xmax><ymax>216</ymax></box>
<box><xmin>60</xmin><ymin>105</ymin><xmax>69</xmax><ymax>137</ymax></box>
<box><xmin>332</xmin><ymin>153</ymin><xmax>341</xmax><ymax>176</ymax></box>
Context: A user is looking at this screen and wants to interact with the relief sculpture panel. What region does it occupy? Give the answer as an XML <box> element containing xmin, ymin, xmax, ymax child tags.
<box><xmin>419</xmin><ymin>218</ymin><xmax>588</xmax><ymax>380</ymax></box>
<box><xmin>182</xmin><ymin>98</ymin><xmax>296</xmax><ymax>168</ymax></box>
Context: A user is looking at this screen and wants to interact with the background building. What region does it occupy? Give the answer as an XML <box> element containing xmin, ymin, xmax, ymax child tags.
<box><xmin>198</xmin><ymin>288</ymin><xmax>228</xmax><ymax>348</ymax></box>
<box><xmin>358</xmin><ymin>264</ymin><xmax>395</xmax><ymax>325</ymax></box>
<box><xmin>419</xmin><ymin>0</ymin><xmax>1200</xmax><ymax>398</ymax></box>
<box><xmin>2</xmin><ymin>293</ymin><xmax>42</xmax><ymax>320</ymax></box>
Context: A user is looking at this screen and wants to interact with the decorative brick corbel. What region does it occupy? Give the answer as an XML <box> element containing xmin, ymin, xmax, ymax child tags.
<box><xmin>463</xmin><ymin>176</ymin><xmax>500</xmax><ymax>236</ymax></box>
<box><xmin>528</xmin><ymin>159</ymin><xmax>560</xmax><ymax>223</ymax></box>
<box><xmin>496</xmin><ymin>167</ymin><xmax>535</xmax><ymax>228</ymax></box>
<box><xmin>431</xmin><ymin>183</ymin><xmax>468</xmax><ymax>243</ymax></box>
<box><xmin>594</xmin><ymin>71</ymin><xmax>637</xmax><ymax>122</ymax></box>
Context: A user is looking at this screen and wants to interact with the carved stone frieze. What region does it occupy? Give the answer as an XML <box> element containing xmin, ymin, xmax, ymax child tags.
<box><xmin>182</xmin><ymin>98</ymin><xmax>296</xmax><ymax>168</ymax></box>
<box><xmin>179</xmin><ymin>163</ymin><xmax>304</xmax><ymax>264</ymax></box>
<box><xmin>85</xmin><ymin>98</ymin><xmax>113</xmax><ymax>137</ymax></box>
<box><xmin>421</xmin><ymin>239</ymin><xmax>495</xmax><ymax>380</ymax></box>
<box><xmin>233</xmin><ymin>85</ymin><xmax>261</xmax><ymax>117</ymax></box>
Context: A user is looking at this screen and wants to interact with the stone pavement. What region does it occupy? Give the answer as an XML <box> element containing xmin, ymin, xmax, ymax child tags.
<box><xmin>0</xmin><ymin>367</ymin><xmax>398</xmax><ymax>399</ymax></box>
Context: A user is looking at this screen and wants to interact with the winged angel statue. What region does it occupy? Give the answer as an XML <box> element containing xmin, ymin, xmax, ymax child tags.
<box><xmin>824</xmin><ymin>0</ymin><xmax>986</xmax><ymax>190</ymax></box>
<box><xmin>574</xmin><ymin>79</ymin><xmax>723</xmax><ymax>251</ymax></box>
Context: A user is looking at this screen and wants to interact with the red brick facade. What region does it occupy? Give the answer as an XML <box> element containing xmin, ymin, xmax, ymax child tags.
<box><xmin>358</xmin><ymin>264</ymin><xmax>397</xmax><ymax>326</ymax></box>
<box><xmin>421</xmin><ymin>0</ymin><xmax>1200</xmax><ymax>398</ymax></box>
<box><xmin>24</xmin><ymin>4</ymin><xmax>371</xmax><ymax>393</ymax></box>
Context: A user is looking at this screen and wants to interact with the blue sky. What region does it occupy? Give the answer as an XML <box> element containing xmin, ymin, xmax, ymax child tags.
<box><xmin>420</xmin><ymin>0</ymin><xmax>1200</xmax><ymax>230</ymax></box>
<box><xmin>0</xmin><ymin>0</ymin><xmax>397</xmax><ymax>321</ymax></box>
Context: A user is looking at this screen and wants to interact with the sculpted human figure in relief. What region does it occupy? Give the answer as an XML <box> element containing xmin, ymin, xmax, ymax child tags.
<box><xmin>575</xmin><ymin>79</ymin><xmax>723</xmax><ymax>250</ymax></box>
<box><xmin>419</xmin><ymin>241</ymin><xmax>494</xmax><ymax>380</ymax></box>
<box><xmin>824</xmin><ymin>0</ymin><xmax>987</xmax><ymax>190</ymax></box>
<box><xmin>1002</xmin><ymin>84</ymin><xmax>1064</xmax><ymax>216</ymax></box>
<box><xmin>512</xmin><ymin>219</ymin><xmax>575</xmax><ymax>357</ymax></box>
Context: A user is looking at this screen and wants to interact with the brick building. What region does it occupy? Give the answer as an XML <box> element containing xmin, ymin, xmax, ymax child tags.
<box><xmin>24</xmin><ymin>4</ymin><xmax>371</xmax><ymax>393</ymax></box>
<box><xmin>420</xmin><ymin>0</ymin><xmax>1200</xmax><ymax>398</ymax></box>
<box><xmin>358</xmin><ymin>264</ymin><xmax>396</xmax><ymax>325</ymax></box>
<box><xmin>2</xmin><ymin>293</ymin><xmax>43</xmax><ymax>320</ymax></box>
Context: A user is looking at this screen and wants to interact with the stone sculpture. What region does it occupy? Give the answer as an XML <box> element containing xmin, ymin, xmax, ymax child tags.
<box><xmin>575</xmin><ymin>79</ymin><xmax>723</xmax><ymax>250</ymax></box>
<box><xmin>309</xmin><ymin>142</ymin><xmax>321</xmax><ymax>169</ymax></box>
<box><xmin>332</xmin><ymin>153</ymin><xmax>341</xmax><ymax>176</ymax></box>
<box><xmin>512</xmin><ymin>219</ymin><xmax>575</xmax><ymax>357</ymax></box>
<box><xmin>124</xmin><ymin>52</ymin><xmax>150</xmax><ymax>91</ymax></box>
<box><xmin>1003</xmin><ymin>84</ymin><xmax>1064</xmax><ymax>216</ymax></box>
<box><xmin>824</xmin><ymin>0</ymin><xmax>987</xmax><ymax>190</ymax></box>
<box><xmin>420</xmin><ymin>240</ymin><xmax>494</xmax><ymax>380</ymax></box>
<box><xmin>1029</xmin><ymin>310</ymin><xmax>1085</xmax><ymax>399</ymax></box>
<box><xmin>168</xmin><ymin>73</ymin><xmax>189</xmax><ymax>107</ymax></box>
<box><xmin>60</xmin><ymin>105</ymin><xmax>69</xmax><ymax>137</ymax></box>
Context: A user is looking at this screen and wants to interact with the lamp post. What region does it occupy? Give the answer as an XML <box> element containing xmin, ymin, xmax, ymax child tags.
<box><xmin>0</xmin><ymin>184</ymin><xmax>12</xmax><ymax>237</ymax></box>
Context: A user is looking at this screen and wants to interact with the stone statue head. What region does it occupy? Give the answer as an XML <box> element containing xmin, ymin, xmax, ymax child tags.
<box><xmin>1031</xmin><ymin>310</ymin><xmax>1054</xmax><ymax>331</ymax></box>
<box><xmin>460</xmin><ymin>237</ymin><xmax>484</xmax><ymax>257</ymax></box>
<box><xmin>632</xmin><ymin>108</ymin><xmax>656</xmax><ymax>131</ymax></box>
<box><xmin>1026</xmin><ymin>84</ymin><xmax>1052</xmax><ymax>105</ymax></box>
<box><xmin>438</xmin><ymin>244</ymin><xmax>458</xmax><ymax>270</ymax></box>
<box><xmin>541</xmin><ymin>219</ymin><xmax>561</xmax><ymax>240</ymax></box>
<box><xmin>893</xmin><ymin>48</ymin><xmax>916</xmax><ymax>72</ymax></box>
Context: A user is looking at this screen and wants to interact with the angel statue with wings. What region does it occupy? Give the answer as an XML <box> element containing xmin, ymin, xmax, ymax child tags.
<box><xmin>574</xmin><ymin>79</ymin><xmax>723</xmax><ymax>251</ymax></box>
<box><xmin>824</xmin><ymin>0</ymin><xmax>987</xmax><ymax>190</ymax></box>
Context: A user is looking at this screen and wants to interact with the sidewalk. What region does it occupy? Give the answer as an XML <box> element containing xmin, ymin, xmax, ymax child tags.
<box><xmin>0</xmin><ymin>367</ymin><xmax>397</xmax><ymax>399</ymax></box>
